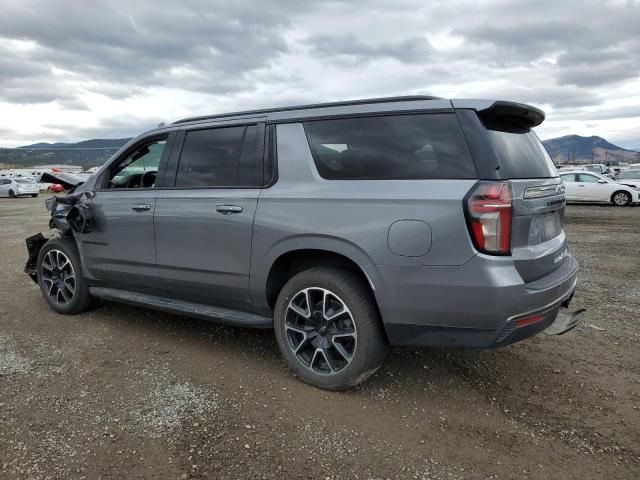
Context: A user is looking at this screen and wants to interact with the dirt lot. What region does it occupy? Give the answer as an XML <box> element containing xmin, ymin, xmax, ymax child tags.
<box><xmin>1</xmin><ymin>197</ymin><xmax>639</xmax><ymax>480</ymax></box>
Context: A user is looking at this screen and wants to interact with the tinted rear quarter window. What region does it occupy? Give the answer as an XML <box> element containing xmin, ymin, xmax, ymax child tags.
<box><xmin>303</xmin><ymin>113</ymin><xmax>477</xmax><ymax>180</ymax></box>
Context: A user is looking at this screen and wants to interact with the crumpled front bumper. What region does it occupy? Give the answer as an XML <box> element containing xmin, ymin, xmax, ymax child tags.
<box><xmin>24</xmin><ymin>232</ymin><xmax>48</xmax><ymax>283</ymax></box>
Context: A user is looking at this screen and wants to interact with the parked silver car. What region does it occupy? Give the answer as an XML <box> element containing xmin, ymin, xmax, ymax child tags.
<box><xmin>25</xmin><ymin>96</ymin><xmax>583</xmax><ymax>390</ymax></box>
<box><xmin>0</xmin><ymin>178</ymin><xmax>39</xmax><ymax>198</ymax></box>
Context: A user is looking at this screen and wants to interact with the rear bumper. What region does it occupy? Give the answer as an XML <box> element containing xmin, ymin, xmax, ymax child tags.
<box><xmin>367</xmin><ymin>253</ymin><xmax>578</xmax><ymax>348</ymax></box>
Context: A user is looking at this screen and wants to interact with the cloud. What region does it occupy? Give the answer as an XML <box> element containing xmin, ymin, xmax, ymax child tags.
<box><xmin>0</xmin><ymin>0</ymin><xmax>638</xmax><ymax>147</ymax></box>
<box><xmin>306</xmin><ymin>35</ymin><xmax>433</xmax><ymax>64</ymax></box>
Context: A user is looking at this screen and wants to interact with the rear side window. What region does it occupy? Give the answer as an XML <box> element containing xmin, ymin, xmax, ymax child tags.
<box><xmin>484</xmin><ymin>129</ymin><xmax>558</xmax><ymax>179</ymax></box>
<box><xmin>176</xmin><ymin>126</ymin><xmax>245</xmax><ymax>187</ymax></box>
<box><xmin>303</xmin><ymin>114</ymin><xmax>476</xmax><ymax>180</ymax></box>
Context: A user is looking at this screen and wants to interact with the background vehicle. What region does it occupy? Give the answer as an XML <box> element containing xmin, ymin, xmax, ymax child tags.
<box><xmin>26</xmin><ymin>96</ymin><xmax>582</xmax><ymax>390</ymax></box>
<box><xmin>560</xmin><ymin>170</ymin><xmax>640</xmax><ymax>206</ymax></box>
<box><xmin>47</xmin><ymin>184</ymin><xmax>65</xmax><ymax>193</ymax></box>
<box><xmin>0</xmin><ymin>178</ymin><xmax>39</xmax><ymax>198</ymax></box>
<box><xmin>616</xmin><ymin>169</ymin><xmax>640</xmax><ymax>189</ymax></box>
<box><xmin>584</xmin><ymin>163</ymin><xmax>612</xmax><ymax>176</ymax></box>
<box><xmin>609</xmin><ymin>166</ymin><xmax>623</xmax><ymax>178</ymax></box>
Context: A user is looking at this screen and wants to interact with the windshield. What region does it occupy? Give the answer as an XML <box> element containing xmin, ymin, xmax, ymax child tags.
<box><xmin>619</xmin><ymin>170</ymin><xmax>640</xmax><ymax>179</ymax></box>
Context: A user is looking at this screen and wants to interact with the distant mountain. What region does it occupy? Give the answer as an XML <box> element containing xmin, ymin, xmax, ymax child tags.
<box><xmin>542</xmin><ymin>135</ymin><xmax>639</xmax><ymax>164</ymax></box>
<box><xmin>1</xmin><ymin>138</ymin><xmax>132</xmax><ymax>169</ymax></box>
<box><xmin>3</xmin><ymin>133</ymin><xmax>639</xmax><ymax>170</ymax></box>
<box><xmin>19</xmin><ymin>138</ymin><xmax>132</xmax><ymax>150</ymax></box>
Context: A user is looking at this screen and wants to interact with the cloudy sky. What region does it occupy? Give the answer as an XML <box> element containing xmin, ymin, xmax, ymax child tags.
<box><xmin>1</xmin><ymin>0</ymin><xmax>639</xmax><ymax>148</ymax></box>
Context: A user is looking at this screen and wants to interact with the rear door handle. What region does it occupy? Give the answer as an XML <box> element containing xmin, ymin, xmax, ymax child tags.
<box><xmin>131</xmin><ymin>204</ymin><xmax>151</xmax><ymax>212</ymax></box>
<box><xmin>216</xmin><ymin>205</ymin><xmax>243</xmax><ymax>215</ymax></box>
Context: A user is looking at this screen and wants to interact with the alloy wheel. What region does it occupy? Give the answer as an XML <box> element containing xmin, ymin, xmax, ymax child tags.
<box><xmin>41</xmin><ymin>249</ymin><xmax>76</xmax><ymax>305</ymax></box>
<box><xmin>285</xmin><ymin>287</ymin><xmax>357</xmax><ymax>375</ymax></box>
<box><xmin>614</xmin><ymin>192</ymin><xmax>629</xmax><ymax>206</ymax></box>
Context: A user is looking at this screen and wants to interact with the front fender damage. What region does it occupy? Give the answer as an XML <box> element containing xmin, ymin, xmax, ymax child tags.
<box><xmin>24</xmin><ymin>233</ymin><xmax>49</xmax><ymax>283</ymax></box>
<box><xmin>24</xmin><ymin>192</ymin><xmax>95</xmax><ymax>283</ymax></box>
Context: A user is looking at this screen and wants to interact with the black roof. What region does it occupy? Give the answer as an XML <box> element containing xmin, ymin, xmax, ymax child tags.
<box><xmin>173</xmin><ymin>95</ymin><xmax>442</xmax><ymax>125</ymax></box>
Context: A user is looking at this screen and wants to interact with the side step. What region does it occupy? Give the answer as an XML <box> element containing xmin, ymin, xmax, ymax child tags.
<box><xmin>89</xmin><ymin>287</ymin><xmax>272</xmax><ymax>328</ymax></box>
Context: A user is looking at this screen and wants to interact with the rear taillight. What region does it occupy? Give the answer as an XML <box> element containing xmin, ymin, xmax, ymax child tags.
<box><xmin>464</xmin><ymin>181</ymin><xmax>513</xmax><ymax>255</ymax></box>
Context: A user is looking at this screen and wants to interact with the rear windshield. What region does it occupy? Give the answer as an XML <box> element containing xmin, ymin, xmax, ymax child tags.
<box><xmin>485</xmin><ymin>130</ymin><xmax>558</xmax><ymax>179</ymax></box>
<box><xmin>303</xmin><ymin>113</ymin><xmax>477</xmax><ymax>180</ymax></box>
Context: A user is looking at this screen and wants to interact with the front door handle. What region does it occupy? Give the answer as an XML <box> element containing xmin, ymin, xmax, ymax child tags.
<box><xmin>131</xmin><ymin>204</ymin><xmax>151</xmax><ymax>212</ymax></box>
<box><xmin>216</xmin><ymin>205</ymin><xmax>243</xmax><ymax>215</ymax></box>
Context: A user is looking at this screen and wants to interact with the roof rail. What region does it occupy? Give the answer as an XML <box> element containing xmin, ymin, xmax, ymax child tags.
<box><xmin>173</xmin><ymin>95</ymin><xmax>442</xmax><ymax>125</ymax></box>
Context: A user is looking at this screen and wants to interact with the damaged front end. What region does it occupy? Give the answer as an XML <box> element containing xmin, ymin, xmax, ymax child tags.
<box><xmin>24</xmin><ymin>172</ymin><xmax>95</xmax><ymax>284</ymax></box>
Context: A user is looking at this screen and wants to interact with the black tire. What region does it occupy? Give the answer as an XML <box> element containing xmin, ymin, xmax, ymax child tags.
<box><xmin>611</xmin><ymin>191</ymin><xmax>631</xmax><ymax>206</ymax></box>
<box><xmin>37</xmin><ymin>237</ymin><xmax>94</xmax><ymax>314</ymax></box>
<box><xmin>31</xmin><ymin>194</ymin><xmax>38</xmax><ymax>198</ymax></box>
<box><xmin>274</xmin><ymin>267</ymin><xmax>388</xmax><ymax>390</ymax></box>
<box><xmin>8</xmin><ymin>190</ymin><xmax>15</xmax><ymax>198</ymax></box>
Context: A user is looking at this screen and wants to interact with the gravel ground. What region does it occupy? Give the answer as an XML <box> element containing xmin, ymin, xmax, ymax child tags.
<box><xmin>1</xmin><ymin>197</ymin><xmax>638</xmax><ymax>479</ymax></box>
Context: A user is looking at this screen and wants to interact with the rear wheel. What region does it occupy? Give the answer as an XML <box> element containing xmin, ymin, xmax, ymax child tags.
<box><xmin>8</xmin><ymin>190</ymin><xmax>15</xmax><ymax>198</ymax></box>
<box><xmin>274</xmin><ymin>267</ymin><xmax>388</xmax><ymax>390</ymax></box>
<box><xmin>37</xmin><ymin>237</ymin><xmax>93</xmax><ymax>314</ymax></box>
<box><xmin>31</xmin><ymin>194</ymin><xmax>38</xmax><ymax>198</ymax></box>
<box><xmin>612</xmin><ymin>191</ymin><xmax>631</xmax><ymax>206</ymax></box>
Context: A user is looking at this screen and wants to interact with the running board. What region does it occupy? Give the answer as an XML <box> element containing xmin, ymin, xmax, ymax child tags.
<box><xmin>89</xmin><ymin>287</ymin><xmax>272</xmax><ymax>328</ymax></box>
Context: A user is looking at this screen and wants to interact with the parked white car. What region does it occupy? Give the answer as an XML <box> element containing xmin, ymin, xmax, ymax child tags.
<box><xmin>560</xmin><ymin>170</ymin><xmax>640</xmax><ymax>206</ymax></box>
<box><xmin>0</xmin><ymin>178</ymin><xmax>40</xmax><ymax>198</ymax></box>
<box><xmin>616</xmin><ymin>169</ymin><xmax>640</xmax><ymax>189</ymax></box>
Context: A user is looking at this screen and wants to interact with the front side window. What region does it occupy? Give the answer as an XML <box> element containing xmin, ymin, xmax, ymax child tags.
<box><xmin>577</xmin><ymin>173</ymin><xmax>601</xmax><ymax>183</ymax></box>
<box><xmin>107</xmin><ymin>138</ymin><xmax>167</xmax><ymax>189</ymax></box>
<box><xmin>303</xmin><ymin>113</ymin><xmax>477</xmax><ymax>180</ymax></box>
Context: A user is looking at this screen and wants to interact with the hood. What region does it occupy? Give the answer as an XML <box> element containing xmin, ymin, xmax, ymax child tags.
<box><xmin>40</xmin><ymin>171</ymin><xmax>86</xmax><ymax>190</ymax></box>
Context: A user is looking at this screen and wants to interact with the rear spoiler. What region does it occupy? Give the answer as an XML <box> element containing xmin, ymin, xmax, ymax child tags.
<box><xmin>476</xmin><ymin>101</ymin><xmax>545</xmax><ymax>134</ymax></box>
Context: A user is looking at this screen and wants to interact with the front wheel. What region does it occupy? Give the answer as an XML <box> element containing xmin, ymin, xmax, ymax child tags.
<box><xmin>274</xmin><ymin>267</ymin><xmax>388</xmax><ymax>390</ymax></box>
<box><xmin>37</xmin><ymin>237</ymin><xmax>94</xmax><ymax>314</ymax></box>
<box><xmin>612</xmin><ymin>191</ymin><xmax>631</xmax><ymax>206</ymax></box>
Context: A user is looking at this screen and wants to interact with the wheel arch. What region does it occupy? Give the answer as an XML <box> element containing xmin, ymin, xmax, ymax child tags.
<box><xmin>252</xmin><ymin>233</ymin><xmax>386</xmax><ymax>312</ymax></box>
<box><xmin>611</xmin><ymin>189</ymin><xmax>631</xmax><ymax>205</ymax></box>
<box><xmin>259</xmin><ymin>245</ymin><xmax>389</xmax><ymax>344</ymax></box>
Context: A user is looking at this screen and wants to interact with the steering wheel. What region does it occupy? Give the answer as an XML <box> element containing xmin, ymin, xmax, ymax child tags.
<box><xmin>141</xmin><ymin>171</ymin><xmax>157</xmax><ymax>188</ymax></box>
<box><xmin>125</xmin><ymin>174</ymin><xmax>140</xmax><ymax>188</ymax></box>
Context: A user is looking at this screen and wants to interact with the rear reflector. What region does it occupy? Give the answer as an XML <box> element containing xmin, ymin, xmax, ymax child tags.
<box><xmin>464</xmin><ymin>181</ymin><xmax>513</xmax><ymax>255</ymax></box>
<box><xmin>516</xmin><ymin>314</ymin><xmax>544</xmax><ymax>327</ymax></box>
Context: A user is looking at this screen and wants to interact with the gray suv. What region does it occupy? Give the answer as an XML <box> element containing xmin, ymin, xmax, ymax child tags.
<box><xmin>25</xmin><ymin>96</ymin><xmax>582</xmax><ymax>390</ymax></box>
